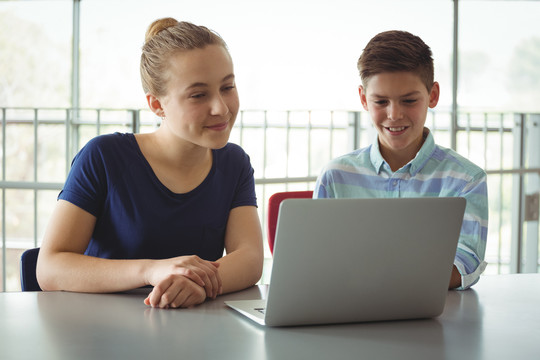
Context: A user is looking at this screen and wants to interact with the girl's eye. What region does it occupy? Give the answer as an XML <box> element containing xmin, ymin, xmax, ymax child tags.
<box><xmin>222</xmin><ymin>85</ymin><xmax>236</xmax><ymax>92</ymax></box>
<box><xmin>191</xmin><ymin>93</ymin><xmax>205</xmax><ymax>99</ymax></box>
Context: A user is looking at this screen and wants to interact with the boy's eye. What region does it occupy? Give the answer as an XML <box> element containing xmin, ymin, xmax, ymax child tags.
<box><xmin>403</xmin><ymin>99</ymin><xmax>417</xmax><ymax>104</ymax></box>
<box><xmin>374</xmin><ymin>100</ymin><xmax>388</xmax><ymax>105</ymax></box>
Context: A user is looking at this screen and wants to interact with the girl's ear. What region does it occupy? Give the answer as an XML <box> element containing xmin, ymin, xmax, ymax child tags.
<box><xmin>146</xmin><ymin>93</ymin><xmax>165</xmax><ymax>117</ymax></box>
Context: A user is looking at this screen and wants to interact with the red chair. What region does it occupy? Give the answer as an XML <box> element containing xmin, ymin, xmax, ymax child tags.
<box><xmin>267</xmin><ymin>190</ymin><xmax>314</xmax><ymax>255</ymax></box>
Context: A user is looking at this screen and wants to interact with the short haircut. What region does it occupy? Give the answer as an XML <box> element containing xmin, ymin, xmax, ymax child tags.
<box><xmin>357</xmin><ymin>30</ymin><xmax>434</xmax><ymax>91</ymax></box>
<box><xmin>140</xmin><ymin>18</ymin><xmax>228</xmax><ymax>97</ymax></box>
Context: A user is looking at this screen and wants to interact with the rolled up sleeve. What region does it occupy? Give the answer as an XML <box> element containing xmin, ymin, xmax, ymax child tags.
<box><xmin>453</xmin><ymin>171</ymin><xmax>489</xmax><ymax>290</ymax></box>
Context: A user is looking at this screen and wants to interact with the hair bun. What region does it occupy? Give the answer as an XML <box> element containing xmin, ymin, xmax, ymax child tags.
<box><xmin>145</xmin><ymin>17</ymin><xmax>179</xmax><ymax>43</ymax></box>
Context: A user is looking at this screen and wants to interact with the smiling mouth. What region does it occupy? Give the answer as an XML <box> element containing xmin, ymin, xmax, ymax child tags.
<box><xmin>206</xmin><ymin>121</ymin><xmax>229</xmax><ymax>131</ymax></box>
<box><xmin>386</xmin><ymin>126</ymin><xmax>407</xmax><ymax>132</ymax></box>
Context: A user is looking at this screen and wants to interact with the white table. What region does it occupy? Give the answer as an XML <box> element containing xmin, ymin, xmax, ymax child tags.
<box><xmin>1</xmin><ymin>274</ymin><xmax>539</xmax><ymax>360</ymax></box>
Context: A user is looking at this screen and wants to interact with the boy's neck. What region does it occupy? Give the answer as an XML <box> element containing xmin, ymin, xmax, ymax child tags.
<box><xmin>380</xmin><ymin>136</ymin><xmax>426</xmax><ymax>172</ymax></box>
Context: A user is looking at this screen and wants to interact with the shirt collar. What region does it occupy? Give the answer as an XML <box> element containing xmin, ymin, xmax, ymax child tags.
<box><xmin>369</xmin><ymin>136</ymin><xmax>387</xmax><ymax>174</ymax></box>
<box><xmin>369</xmin><ymin>127</ymin><xmax>435</xmax><ymax>175</ymax></box>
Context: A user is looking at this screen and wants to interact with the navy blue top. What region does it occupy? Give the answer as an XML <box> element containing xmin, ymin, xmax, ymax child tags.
<box><xmin>59</xmin><ymin>133</ymin><xmax>257</xmax><ymax>261</ymax></box>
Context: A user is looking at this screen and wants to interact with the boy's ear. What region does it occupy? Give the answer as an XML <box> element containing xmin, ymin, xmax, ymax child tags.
<box><xmin>428</xmin><ymin>82</ymin><xmax>440</xmax><ymax>108</ymax></box>
<box><xmin>146</xmin><ymin>93</ymin><xmax>165</xmax><ymax>117</ymax></box>
<box><xmin>359</xmin><ymin>86</ymin><xmax>369</xmax><ymax>111</ymax></box>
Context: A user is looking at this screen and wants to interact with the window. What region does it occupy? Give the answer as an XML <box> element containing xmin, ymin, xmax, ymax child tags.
<box><xmin>1</xmin><ymin>0</ymin><xmax>539</xmax><ymax>291</ymax></box>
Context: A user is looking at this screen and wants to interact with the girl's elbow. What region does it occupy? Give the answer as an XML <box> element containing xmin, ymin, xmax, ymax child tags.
<box><xmin>251</xmin><ymin>251</ymin><xmax>264</xmax><ymax>284</ymax></box>
<box><xmin>36</xmin><ymin>258</ymin><xmax>60</xmax><ymax>291</ymax></box>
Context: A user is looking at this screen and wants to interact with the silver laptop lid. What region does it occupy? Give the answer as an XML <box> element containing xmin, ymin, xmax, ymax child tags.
<box><xmin>264</xmin><ymin>197</ymin><xmax>465</xmax><ymax>326</ymax></box>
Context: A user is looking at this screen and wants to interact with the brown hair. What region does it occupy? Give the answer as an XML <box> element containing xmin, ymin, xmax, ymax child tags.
<box><xmin>357</xmin><ymin>30</ymin><xmax>434</xmax><ymax>91</ymax></box>
<box><xmin>140</xmin><ymin>17</ymin><xmax>228</xmax><ymax>97</ymax></box>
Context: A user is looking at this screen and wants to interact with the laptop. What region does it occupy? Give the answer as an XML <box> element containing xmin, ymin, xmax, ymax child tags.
<box><xmin>225</xmin><ymin>197</ymin><xmax>465</xmax><ymax>327</ymax></box>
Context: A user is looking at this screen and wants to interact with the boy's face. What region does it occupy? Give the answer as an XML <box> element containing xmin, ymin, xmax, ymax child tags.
<box><xmin>359</xmin><ymin>72</ymin><xmax>439</xmax><ymax>168</ymax></box>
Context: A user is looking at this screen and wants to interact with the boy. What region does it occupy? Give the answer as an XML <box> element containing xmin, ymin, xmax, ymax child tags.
<box><xmin>313</xmin><ymin>31</ymin><xmax>488</xmax><ymax>290</ymax></box>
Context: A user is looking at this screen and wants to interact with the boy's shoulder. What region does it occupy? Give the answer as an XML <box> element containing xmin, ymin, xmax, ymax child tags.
<box><xmin>321</xmin><ymin>145</ymin><xmax>374</xmax><ymax>175</ymax></box>
<box><xmin>431</xmin><ymin>143</ymin><xmax>486</xmax><ymax>178</ymax></box>
<box><xmin>327</xmin><ymin>145</ymin><xmax>371</xmax><ymax>166</ymax></box>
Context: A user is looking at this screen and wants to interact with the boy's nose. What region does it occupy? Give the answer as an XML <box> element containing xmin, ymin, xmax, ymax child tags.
<box><xmin>387</xmin><ymin>103</ymin><xmax>403</xmax><ymax>120</ymax></box>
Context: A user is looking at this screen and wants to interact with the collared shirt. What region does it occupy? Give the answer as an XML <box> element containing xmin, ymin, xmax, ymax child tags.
<box><xmin>314</xmin><ymin>128</ymin><xmax>488</xmax><ymax>290</ymax></box>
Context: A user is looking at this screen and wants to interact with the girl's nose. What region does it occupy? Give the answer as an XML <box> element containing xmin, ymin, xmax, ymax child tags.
<box><xmin>210</xmin><ymin>95</ymin><xmax>229</xmax><ymax>116</ymax></box>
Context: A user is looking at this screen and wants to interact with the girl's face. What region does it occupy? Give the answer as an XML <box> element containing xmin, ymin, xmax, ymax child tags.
<box><xmin>155</xmin><ymin>44</ymin><xmax>239</xmax><ymax>150</ymax></box>
<box><xmin>359</xmin><ymin>71</ymin><xmax>439</xmax><ymax>167</ymax></box>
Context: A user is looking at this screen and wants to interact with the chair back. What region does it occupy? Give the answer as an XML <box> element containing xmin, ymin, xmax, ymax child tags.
<box><xmin>267</xmin><ymin>190</ymin><xmax>313</xmax><ymax>254</ymax></box>
<box><xmin>20</xmin><ymin>247</ymin><xmax>42</xmax><ymax>291</ymax></box>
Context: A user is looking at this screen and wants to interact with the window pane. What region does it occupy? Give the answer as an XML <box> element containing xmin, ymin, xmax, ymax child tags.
<box><xmin>38</xmin><ymin>110</ymin><xmax>68</xmax><ymax>183</ymax></box>
<box><xmin>4</xmin><ymin>189</ymin><xmax>35</xmax><ymax>291</ymax></box>
<box><xmin>5</xmin><ymin>115</ymin><xmax>34</xmax><ymax>182</ymax></box>
<box><xmin>0</xmin><ymin>1</ymin><xmax>72</xmax><ymax>107</ymax></box>
<box><xmin>78</xmin><ymin>0</ymin><xmax>453</xmax><ymax>111</ymax></box>
<box><xmin>459</xmin><ymin>1</ymin><xmax>540</xmax><ymax>111</ymax></box>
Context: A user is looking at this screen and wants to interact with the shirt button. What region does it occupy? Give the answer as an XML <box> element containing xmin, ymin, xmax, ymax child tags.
<box><xmin>393</xmin><ymin>180</ymin><xmax>398</xmax><ymax>186</ymax></box>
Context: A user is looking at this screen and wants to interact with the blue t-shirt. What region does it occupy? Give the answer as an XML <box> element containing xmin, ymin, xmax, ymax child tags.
<box><xmin>59</xmin><ymin>132</ymin><xmax>257</xmax><ymax>261</ymax></box>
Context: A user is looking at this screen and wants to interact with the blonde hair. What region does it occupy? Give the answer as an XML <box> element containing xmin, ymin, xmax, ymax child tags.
<box><xmin>140</xmin><ymin>17</ymin><xmax>228</xmax><ymax>97</ymax></box>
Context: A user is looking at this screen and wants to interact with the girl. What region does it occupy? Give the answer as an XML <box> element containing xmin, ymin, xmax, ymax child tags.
<box><xmin>37</xmin><ymin>18</ymin><xmax>264</xmax><ymax>308</ymax></box>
